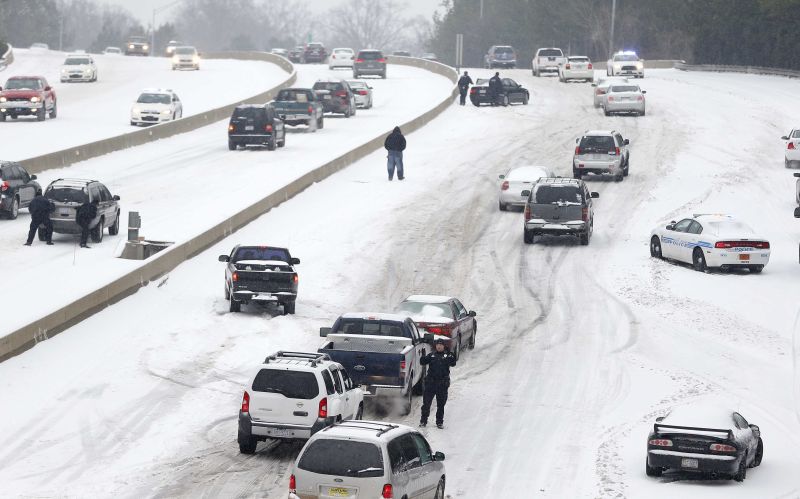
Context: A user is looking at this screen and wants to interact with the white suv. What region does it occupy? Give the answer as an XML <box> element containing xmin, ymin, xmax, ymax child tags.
<box><xmin>290</xmin><ymin>421</ymin><xmax>446</xmax><ymax>499</ymax></box>
<box><xmin>237</xmin><ymin>351</ymin><xmax>364</xmax><ymax>454</ymax></box>
<box><xmin>532</xmin><ymin>47</ymin><xmax>566</xmax><ymax>76</ymax></box>
<box><xmin>130</xmin><ymin>88</ymin><xmax>182</xmax><ymax>126</ymax></box>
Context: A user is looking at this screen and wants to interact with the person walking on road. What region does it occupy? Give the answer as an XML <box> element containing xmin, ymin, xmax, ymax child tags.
<box><xmin>458</xmin><ymin>71</ymin><xmax>473</xmax><ymax>105</ymax></box>
<box><xmin>24</xmin><ymin>192</ymin><xmax>54</xmax><ymax>246</ymax></box>
<box><xmin>384</xmin><ymin>126</ymin><xmax>406</xmax><ymax>181</ymax></box>
<box><xmin>419</xmin><ymin>338</ymin><xmax>457</xmax><ymax>429</ymax></box>
<box><xmin>489</xmin><ymin>72</ymin><xmax>504</xmax><ymax>107</ymax></box>
<box><xmin>76</xmin><ymin>199</ymin><xmax>98</xmax><ymax>248</ymax></box>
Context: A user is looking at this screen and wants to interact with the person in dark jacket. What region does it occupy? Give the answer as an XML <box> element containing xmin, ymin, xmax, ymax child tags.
<box><xmin>489</xmin><ymin>72</ymin><xmax>505</xmax><ymax>106</ymax></box>
<box><xmin>24</xmin><ymin>193</ymin><xmax>54</xmax><ymax>246</ymax></box>
<box><xmin>76</xmin><ymin>199</ymin><xmax>98</xmax><ymax>248</ymax></box>
<box><xmin>419</xmin><ymin>338</ymin><xmax>457</xmax><ymax>428</ymax></box>
<box><xmin>384</xmin><ymin>126</ymin><xmax>406</xmax><ymax>181</ymax></box>
<box><xmin>457</xmin><ymin>71</ymin><xmax>473</xmax><ymax>105</ymax></box>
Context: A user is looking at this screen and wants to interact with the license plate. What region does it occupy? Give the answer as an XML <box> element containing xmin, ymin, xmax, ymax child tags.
<box><xmin>681</xmin><ymin>458</ymin><xmax>699</xmax><ymax>469</ymax></box>
<box><xmin>327</xmin><ymin>487</ymin><xmax>351</xmax><ymax>497</ymax></box>
<box><xmin>739</xmin><ymin>254</ymin><xmax>750</xmax><ymax>261</ymax></box>
<box><xmin>245</xmin><ymin>125</ymin><xmax>254</xmax><ymax>131</ymax></box>
<box><xmin>271</xmin><ymin>428</ymin><xmax>291</xmax><ymax>437</ymax></box>
<box><xmin>324</xmin><ymin>95</ymin><xmax>331</xmax><ymax>100</ymax></box>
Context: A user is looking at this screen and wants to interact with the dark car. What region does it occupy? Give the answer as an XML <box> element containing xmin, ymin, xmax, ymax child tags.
<box><xmin>469</xmin><ymin>77</ymin><xmax>529</xmax><ymax>107</ymax></box>
<box><xmin>218</xmin><ymin>245</ymin><xmax>300</xmax><ymax>314</ymax></box>
<box><xmin>312</xmin><ymin>79</ymin><xmax>357</xmax><ymax>117</ymax></box>
<box><xmin>288</xmin><ymin>46</ymin><xmax>304</xmax><ymax>63</ymax></box>
<box><xmin>392</xmin><ymin>50</ymin><xmax>411</xmax><ymax>57</ymax></box>
<box><xmin>646</xmin><ymin>405</ymin><xmax>764</xmax><ymax>481</ymax></box>
<box><xmin>395</xmin><ymin>294</ymin><xmax>477</xmax><ymax>361</ymax></box>
<box><xmin>44</xmin><ymin>178</ymin><xmax>121</xmax><ymax>243</ymax></box>
<box><xmin>303</xmin><ymin>42</ymin><xmax>327</xmax><ymax>64</ymax></box>
<box><xmin>227</xmin><ymin>104</ymin><xmax>286</xmax><ymax>151</ymax></box>
<box><xmin>353</xmin><ymin>49</ymin><xmax>387</xmax><ymax>79</ymax></box>
<box><xmin>484</xmin><ymin>45</ymin><xmax>517</xmax><ymax>69</ymax></box>
<box><xmin>0</xmin><ymin>161</ymin><xmax>41</xmax><ymax>219</ymax></box>
<box><xmin>523</xmin><ymin>177</ymin><xmax>598</xmax><ymax>245</ymax></box>
<box><xmin>125</xmin><ymin>36</ymin><xmax>150</xmax><ymax>56</ymax></box>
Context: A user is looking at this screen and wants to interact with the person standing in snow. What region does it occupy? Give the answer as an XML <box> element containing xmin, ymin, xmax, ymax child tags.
<box><xmin>384</xmin><ymin>126</ymin><xmax>406</xmax><ymax>181</ymax></box>
<box><xmin>489</xmin><ymin>72</ymin><xmax>504</xmax><ymax>106</ymax></box>
<box><xmin>24</xmin><ymin>192</ymin><xmax>54</xmax><ymax>246</ymax></box>
<box><xmin>76</xmin><ymin>199</ymin><xmax>98</xmax><ymax>248</ymax></box>
<box><xmin>419</xmin><ymin>338</ymin><xmax>457</xmax><ymax>429</ymax></box>
<box><xmin>458</xmin><ymin>71</ymin><xmax>473</xmax><ymax>105</ymax></box>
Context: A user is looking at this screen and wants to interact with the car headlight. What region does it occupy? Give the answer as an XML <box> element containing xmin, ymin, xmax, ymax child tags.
<box><xmin>61</xmin><ymin>68</ymin><xmax>69</xmax><ymax>74</ymax></box>
<box><xmin>30</xmin><ymin>96</ymin><xmax>40</xmax><ymax>103</ymax></box>
<box><xmin>192</xmin><ymin>55</ymin><xmax>199</xmax><ymax>63</ymax></box>
<box><xmin>172</xmin><ymin>55</ymin><xmax>179</xmax><ymax>62</ymax></box>
<box><xmin>161</xmin><ymin>109</ymin><xmax>171</xmax><ymax>114</ymax></box>
<box><xmin>143</xmin><ymin>44</ymin><xmax>149</xmax><ymax>50</ymax></box>
<box><xmin>129</xmin><ymin>44</ymin><xmax>135</xmax><ymax>49</ymax></box>
<box><xmin>132</xmin><ymin>106</ymin><xmax>140</xmax><ymax>114</ymax></box>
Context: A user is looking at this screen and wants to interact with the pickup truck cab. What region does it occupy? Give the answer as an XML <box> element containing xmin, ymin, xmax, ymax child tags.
<box><xmin>272</xmin><ymin>88</ymin><xmax>325</xmax><ymax>130</ymax></box>
<box><xmin>532</xmin><ymin>48</ymin><xmax>566</xmax><ymax>76</ymax></box>
<box><xmin>0</xmin><ymin>75</ymin><xmax>57</xmax><ymax>121</ymax></box>
<box><xmin>219</xmin><ymin>245</ymin><xmax>300</xmax><ymax>314</ymax></box>
<box><xmin>318</xmin><ymin>313</ymin><xmax>429</xmax><ymax>415</ymax></box>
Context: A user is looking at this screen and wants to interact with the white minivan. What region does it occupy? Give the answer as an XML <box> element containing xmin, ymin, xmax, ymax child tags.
<box><xmin>290</xmin><ymin>421</ymin><xmax>446</xmax><ymax>499</ymax></box>
<box><xmin>237</xmin><ymin>351</ymin><xmax>364</xmax><ymax>454</ymax></box>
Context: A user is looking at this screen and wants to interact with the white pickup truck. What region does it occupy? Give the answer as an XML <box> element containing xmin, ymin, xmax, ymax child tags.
<box><xmin>532</xmin><ymin>47</ymin><xmax>566</xmax><ymax>76</ymax></box>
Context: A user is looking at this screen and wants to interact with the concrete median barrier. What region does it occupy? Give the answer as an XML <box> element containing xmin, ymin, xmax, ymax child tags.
<box><xmin>0</xmin><ymin>57</ymin><xmax>459</xmax><ymax>362</ymax></box>
<box><xmin>17</xmin><ymin>52</ymin><xmax>296</xmax><ymax>175</ymax></box>
<box><xmin>675</xmin><ymin>62</ymin><xmax>800</xmax><ymax>78</ymax></box>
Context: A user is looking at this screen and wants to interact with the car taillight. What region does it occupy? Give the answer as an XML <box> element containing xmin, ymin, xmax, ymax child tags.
<box><xmin>382</xmin><ymin>484</ymin><xmax>393</xmax><ymax>498</ymax></box>
<box><xmin>331</xmin><ymin>54</ymin><xmax>336</xmax><ymax>59</ymax></box>
<box><xmin>501</xmin><ymin>181</ymin><xmax>509</xmax><ymax>191</ymax></box>
<box><xmin>400</xmin><ymin>360</ymin><xmax>406</xmax><ymax>371</ymax></box>
<box><xmin>582</xmin><ymin>207</ymin><xmax>589</xmax><ymax>222</ymax></box>
<box><xmin>358</xmin><ymin>90</ymin><xmax>367</xmax><ymax>95</ymax></box>
<box><xmin>289</xmin><ymin>474</ymin><xmax>296</xmax><ymax>493</ymax></box>
<box><xmin>377</xmin><ymin>58</ymin><xmax>386</xmax><ymax>63</ymax></box>
<box><xmin>307</xmin><ymin>106</ymin><xmax>313</xmax><ymax>113</ymax></box>
<box><xmin>0</xmin><ymin>180</ymin><xmax>8</xmax><ymax>192</ymax></box>
<box><xmin>318</xmin><ymin>397</ymin><xmax>328</xmax><ymax>418</ymax></box>
<box><xmin>470</xmin><ymin>88</ymin><xmax>476</xmax><ymax>94</ymax></box>
<box><xmin>608</xmin><ymin>96</ymin><xmax>615</xmax><ymax>101</ymax></box>
<box><xmin>715</xmin><ymin>241</ymin><xmax>770</xmax><ymax>249</ymax></box>
<box><xmin>648</xmin><ymin>439</ymin><xmax>673</xmax><ymax>447</ymax></box>
<box><xmin>565</xmin><ymin>64</ymin><xmax>571</xmax><ymax>69</ymax></box>
<box><xmin>241</xmin><ymin>391</ymin><xmax>250</xmax><ymax>412</ymax></box>
<box><xmin>789</xmin><ymin>142</ymin><xmax>796</xmax><ymax>150</ymax></box>
<box><xmin>293</xmin><ymin>274</ymin><xmax>299</xmax><ymax>283</ymax></box>
<box><xmin>588</xmin><ymin>63</ymin><xmax>593</xmax><ymax>69</ymax></box>
<box><xmin>575</xmin><ymin>146</ymin><xmax>581</xmax><ymax>154</ymax></box>
<box><xmin>355</xmin><ymin>58</ymin><xmax>364</xmax><ymax>63</ymax></box>
<box><xmin>524</xmin><ymin>205</ymin><xmax>531</xmax><ymax>221</ymax></box>
<box><xmin>637</xmin><ymin>95</ymin><xmax>644</xmax><ymax>101</ymax></box>
<box><xmin>265</xmin><ymin>124</ymin><xmax>273</xmax><ymax>132</ymax></box>
<box><xmin>232</xmin><ymin>271</ymin><xmax>239</xmax><ymax>282</ymax></box>
<box><xmin>709</xmin><ymin>443</ymin><xmax>737</xmax><ymax>452</ymax></box>
<box><xmin>615</xmin><ymin>147</ymin><xmax>620</xmax><ymax>156</ymax></box>
<box><xmin>335</xmin><ymin>90</ymin><xmax>347</xmax><ymax>97</ymax></box>
<box><xmin>228</xmin><ymin>124</ymin><xmax>234</xmax><ymax>132</ymax></box>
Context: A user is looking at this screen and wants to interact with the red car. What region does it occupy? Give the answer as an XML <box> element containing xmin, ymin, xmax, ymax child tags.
<box><xmin>0</xmin><ymin>76</ymin><xmax>57</xmax><ymax>121</ymax></box>
<box><xmin>396</xmin><ymin>295</ymin><xmax>477</xmax><ymax>360</ymax></box>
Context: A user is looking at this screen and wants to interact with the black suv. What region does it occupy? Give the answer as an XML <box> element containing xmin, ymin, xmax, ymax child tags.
<box><xmin>218</xmin><ymin>245</ymin><xmax>300</xmax><ymax>314</ymax></box>
<box><xmin>227</xmin><ymin>104</ymin><xmax>286</xmax><ymax>151</ymax></box>
<box><xmin>312</xmin><ymin>79</ymin><xmax>357</xmax><ymax>117</ymax></box>
<box><xmin>0</xmin><ymin>161</ymin><xmax>41</xmax><ymax>219</ymax></box>
<box><xmin>470</xmin><ymin>77</ymin><xmax>530</xmax><ymax>106</ymax></box>
<box><xmin>353</xmin><ymin>49</ymin><xmax>387</xmax><ymax>79</ymax></box>
<box><xmin>44</xmin><ymin>178</ymin><xmax>121</xmax><ymax>243</ymax></box>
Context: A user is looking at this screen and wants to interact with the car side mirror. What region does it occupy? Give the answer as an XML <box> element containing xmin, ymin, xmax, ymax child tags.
<box><xmin>781</xmin><ymin>136</ymin><xmax>790</xmax><ymax>140</ymax></box>
<box><xmin>591</xmin><ymin>83</ymin><xmax>597</xmax><ymax>87</ymax></box>
<box><xmin>423</xmin><ymin>333</ymin><xmax>434</xmax><ymax>344</ymax></box>
<box><xmin>666</xmin><ymin>224</ymin><xmax>675</xmax><ymax>231</ymax></box>
<box><xmin>30</xmin><ymin>174</ymin><xmax>37</xmax><ymax>180</ymax></box>
<box><xmin>433</xmin><ymin>451</ymin><xmax>446</xmax><ymax>461</ymax></box>
<box><xmin>468</xmin><ymin>310</ymin><xmax>476</xmax><ymax>317</ymax></box>
<box><xmin>498</xmin><ymin>174</ymin><xmax>505</xmax><ymax>179</ymax></box>
<box><xmin>794</xmin><ymin>173</ymin><xmax>800</xmax><ymax>178</ymax></box>
<box><xmin>590</xmin><ymin>192</ymin><xmax>599</xmax><ymax>198</ymax></box>
<box><xmin>521</xmin><ymin>190</ymin><xmax>531</xmax><ymax>197</ymax></box>
<box><xmin>623</xmin><ymin>139</ymin><xmax>630</xmax><ymax>145</ymax></box>
<box><xmin>113</xmin><ymin>195</ymin><xmax>120</xmax><ymax>201</ymax></box>
<box><xmin>320</xmin><ymin>327</ymin><xmax>332</xmax><ymax>337</ymax></box>
<box><xmin>749</xmin><ymin>424</ymin><xmax>760</xmax><ymax>436</ymax></box>
<box><xmin>44</xmin><ymin>86</ymin><xmax>51</xmax><ymax>91</ymax></box>
<box><xmin>290</xmin><ymin>257</ymin><xmax>301</xmax><ymax>265</ymax></box>
<box><xmin>795</xmin><ymin>207</ymin><xmax>800</xmax><ymax>218</ymax></box>
<box><xmin>218</xmin><ymin>255</ymin><xmax>229</xmax><ymax>262</ymax></box>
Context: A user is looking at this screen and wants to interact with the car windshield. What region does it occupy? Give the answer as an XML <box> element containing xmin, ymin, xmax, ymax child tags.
<box><xmin>358</xmin><ymin>51</ymin><xmax>383</xmax><ymax>60</ymax></box>
<box><xmin>65</xmin><ymin>58</ymin><xmax>91</xmax><ymax>65</ymax></box>
<box><xmin>579</xmin><ymin>136</ymin><xmax>615</xmax><ymax>152</ymax></box>
<box><xmin>533</xmin><ymin>185</ymin><xmax>583</xmax><ymax>205</ymax></box>
<box><xmin>276</xmin><ymin>89</ymin><xmax>311</xmax><ymax>102</ymax></box>
<box><xmin>46</xmin><ymin>186</ymin><xmax>88</xmax><ymax>203</ymax></box>
<box><xmin>129</xmin><ymin>37</ymin><xmax>147</xmax><ymax>43</ymax></box>
<box><xmin>476</xmin><ymin>79</ymin><xmax>489</xmax><ymax>85</ymax></box>
<box><xmin>175</xmin><ymin>47</ymin><xmax>195</xmax><ymax>54</ymax></box>
<box><xmin>232</xmin><ymin>246</ymin><xmax>290</xmax><ymax>262</ymax></box>
<box><xmin>347</xmin><ymin>82</ymin><xmax>366</xmax><ymax>90</ymax></box>
<box><xmin>539</xmin><ymin>49</ymin><xmax>562</xmax><ymax>57</ymax></box>
<box><xmin>298</xmin><ymin>439</ymin><xmax>384</xmax><ymax>478</ymax></box>
<box><xmin>397</xmin><ymin>301</ymin><xmax>453</xmax><ymax>319</ymax></box>
<box><xmin>5</xmin><ymin>78</ymin><xmax>43</xmax><ymax>90</ymax></box>
<box><xmin>335</xmin><ymin>319</ymin><xmax>408</xmax><ymax>338</ymax></box>
<box><xmin>313</xmin><ymin>82</ymin><xmax>343</xmax><ymax>91</ymax></box>
<box><xmin>610</xmin><ymin>85</ymin><xmax>640</xmax><ymax>93</ymax></box>
<box><xmin>614</xmin><ymin>54</ymin><xmax>639</xmax><ymax>61</ymax></box>
<box><xmin>137</xmin><ymin>93</ymin><xmax>171</xmax><ymax>104</ymax></box>
<box><xmin>252</xmin><ymin>369</ymin><xmax>318</xmax><ymax>399</ymax></box>
<box><xmin>792</xmin><ymin>130</ymin><xmax>800</xmax><ymax>138</ymax></box>
<box><xmin>495</xmin><ymin>46</ymin><xmax>514</xmax><ymax>54</ymax></box>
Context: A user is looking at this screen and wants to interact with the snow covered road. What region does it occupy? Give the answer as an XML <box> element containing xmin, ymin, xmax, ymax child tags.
<box><xmin>1</xmin><ymin>48</ymin><xmax>289</xmax><ymax>160</ymax></box>
<box><xmin>1</xmin><ymin>68</ymin><xmax>800</xmax><ymax>498</ymax></box>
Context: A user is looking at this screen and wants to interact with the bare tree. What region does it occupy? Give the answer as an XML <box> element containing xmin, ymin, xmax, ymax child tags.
<box><xmin>324</xmin><ymin>0</ymin><xmax>416</xmax><ymax>50</ymax></box>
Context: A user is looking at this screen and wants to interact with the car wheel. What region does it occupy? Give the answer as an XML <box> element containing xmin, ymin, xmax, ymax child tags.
<box><xmin>108</xmin><ymin>211</ymin><xmax>120</xmax><ymax>235</ymax></box>
<box><xmin>49</xmin><ymin>102</ymin><xmax>57</xmax><ymax>119</ymax></box>
<box><xmin>614</xmin><ymin>173</ymin><xmax>623</xmax><ymax>182</ymax></box>
<box><xmin>433</xmin><ymin>478</ymin><xmax>445</xmax><ymax>499</ymax></box>
<box><xmin>573</xmin><ymin>171</ymin><xmax>582</xmax><ymax>179</ymax></box>
<box><xmin>229</xmin><ymin>297</ymin><xmax>241</xmax><ymax>313</ymax></box>
<box><xmin>502</xmin><ymin>95</ymin><xmax>509</xmax><ymax>107</ymax></box>
<box><xmin>318</xmin><ymin>116</ymin><xmax>324</xmax><ymax>129</ymax></box>
<box><xmin>7</xmin><ymin>196</ymin><xmax>19</xmax><ymax>219</ymax></box>
<box><xmin>580</xmin><ymin>232</ymin><xmax>590</xmax><ymax>246</ymax></box>
<box><xmin>381</xmin><ymin>72</ymin><xmax>386</xmax><ymax>79</ymax></box>
<box><xmin>692</xmin><ymin>248</ymin><xmax>707</xmax><ymax>272</ymax></box>
<box><xmin>603</xmin><ymin>107</ymin><xmax>610</xmax><ymax>116</ymax></box>
<box><xmin>278</xmin><ymin>138</ymin><xmax>285</xmax><ymax>147</ymax></box>
<box><xmin>0</xmin><ymin>112</ymin><xmax>5</xmax><ymax>122</ymax></box>
<box><xmin>786</xmin><ymin>158</ymin><xmax>790</xmax><ymax>168</ymax></box>
<box><xmin>267</xmin><ymin>138</ymin><xmax>276</xmax><ymax>151</ymax></box>
<box><xmin>522</xmin><ymin>94</ymin><xmax>529</xmax><ymax>105</ymax></box>
<box><xmin>749</xmin><ymin>265</ymin><xmax>764</xmax><ymax>274</ymax></box>
<box><xmin>453</xmin><ymin>337</ymin><xmax>461</xmax><ymax>361</ymax></box>
<box><xmin>228</xmin><ymin>140</ymin><xmax>237</xmax><ymax>151</ymax></box>
<box><xmin>645</xmin><ymin>459</ymin><xmax>662</xmax><ymax>477</ymax></box>
<box><xmin>472</xmin><ymin>100</ymin><xmax>480</xmax><ymax>107</ymax></box>
<box><xmin>733</xmin><ymin>454</ymin><xmax>747</xmax><ymax>482</ymax></box>
<box><xmin>499</xmin><ymin>201</ymin><xmax>508</xmax><ymax>211</ymax></box>
<box><xmin>284</xmin><ymin>301</ymin><xmax>296</xmax><ymax>314</ymax></box>
<box><xmin>468</xmin><ymin>322</ymin><xmax>476</xmax><ymax>349</ymax></box>
<box><xmin>238</xmin><ymin>432</ymin><xmax>257</xmax><ymax>454</ymax></box>
<box><xmin>37</xmin><ymin>105</ymin><xmax>46</xmax><ymax>121</ymax></box>
<box><xmin>412</xmin><ymin>368</ymin><xmax>426</xmax><ymax>395</ymax></box>
<box><xmin>753</xmin><ymin>438</ymin><xmax>763</xmax><ymax>467</ymax></box>
<box><xmin>224</xmin><ymin>285</ymin><xmax>230</xmax><ymax>300</ymax></box>
<box><xmin>650</xmin><ymin>236</ymin><xmax>663</xmax><ymax>259</ymax></box>
<box><xmin>90</xmin><ymin>217</ymin><xmax>105</xmax><ymax>243</ymax></box>
<box><xmin>523</xmin><ymin>229</ymin><xmax>535</xmax><ymax>245</ymax></box>
<box><xmin>400</xmin><ymin>386</ymin><xmax>413</xmax><ymax>416</ymax></box>
<box><xmin>640</xmin><ymin>109</ymin><xmax>646</xmax><ymax>116</ymax></box>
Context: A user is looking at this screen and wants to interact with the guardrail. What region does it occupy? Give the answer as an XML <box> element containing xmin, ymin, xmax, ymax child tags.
<box><xmin>0</xmin><ymin>43</ymin><xmax>13</xmax><ymax>71</ymax></box>
<box><xmin>675</xmin><ymin>62</ymin><xmax>800</xmax><ymax>78</ymax></box>
<box><xmin>17</xmin><ymin>51</ymin><xmax>296</xmax><ymax>175</ymax></box>
<box><xmin>0</xmin><ymin>57</ymin><xmax>459</xmax><ymax>362</ymax></box>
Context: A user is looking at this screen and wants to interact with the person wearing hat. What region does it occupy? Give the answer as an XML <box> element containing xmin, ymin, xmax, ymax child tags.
<box><xmin>489</xmin><ymin>71</ymin><xmax>504</xmax><ymax>106</ymax></box>
<box><xmin>419</xmin><ymin>338</ymin><xmax>457</xmax><ymax>429</ymax></box>
<box><xmin>457</xmin><ymin>70</ymin><xmax>473</xmax><ymax>105</ymax></box>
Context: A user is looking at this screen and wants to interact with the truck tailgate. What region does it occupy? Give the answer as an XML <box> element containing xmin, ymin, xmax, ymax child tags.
<box><xmin>320</xmin><ymin>334</ymin><xmax>411</xmax><ymax>388</ymax></box>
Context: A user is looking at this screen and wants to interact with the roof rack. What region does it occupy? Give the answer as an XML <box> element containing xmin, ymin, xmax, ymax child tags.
<box><xmin>50</xmin><ymin>178</ymin><xmax>97</xmax><ymax>185</ymax></box>
<box><xmin>263</xmin><ymin>351</ymin><xmax>331</xmax><ymax>367</ymax></box>
<box><xmin>325</xmin><ymin>421</ymin><xmax>400</xmax><ymax>437</ymax></box>
<box><xmin>538</xmin><ymin>177</ymin><xmax>578</xmax><ymax>184</ymax></box>
<box><xmin>692</xmin><ymin>213</ymin><xmax>731</xmax><ymax>219</ymax></box>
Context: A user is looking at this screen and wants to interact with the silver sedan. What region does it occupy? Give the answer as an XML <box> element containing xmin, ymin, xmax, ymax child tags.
<box><xmin>346</xmin><ymin>80</ymin><xmax>373</xmax><ymax>109</ymax></box>
<box><xmin>603</xmin><ymin>84</ymin><xmax>646</xmax><ymax>116</ymax></box>
<box><xmin>499</xmin><ymin>165</ymin><xmax>554</xmax><ymax>211</ymax></box>
<box><xmin>591</xmin><ymin>77</ymin><xmax>628</xmax><ymax>108</ymax></box>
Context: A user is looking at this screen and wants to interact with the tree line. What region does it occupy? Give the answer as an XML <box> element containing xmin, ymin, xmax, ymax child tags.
<box><xmin>429</xmin><ymin>0</ymin><xmax>800</xmax><ymax>69</ymax></box>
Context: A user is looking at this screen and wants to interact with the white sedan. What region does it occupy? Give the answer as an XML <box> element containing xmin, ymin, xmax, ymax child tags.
<box><xmin>781</xmin><ymin>129</ymin><xmax>800</xmax><ymax>168</ymax></box>
<box><xmin>498</xmin><ymin>165</ymin><xmax>554</xmax><ymax>211</ymax></box>
<box><xmin>607</xmin><ymin>51</ymin><xmax>644</xmax><ymax>78</ymax></box>
<box><xmin>346</xmin><ymin>80</ymin><xmax>373</xmax><ymax>109</ymax></box>
<box><xmin>60</xmin><ymin>54</ymin><xmax>97</xmax><ymax>82</ymax></box>
<box><xmin>130</xmin><ymin>88</ymin><xmax>183</xmax><ymax>126</ymax></box>
<box><xmin>328</xmin><ymin>47</ymin><xmax>354</xmax><ymax>69</ymax></box>
<box><xmin>649</xmin><ymin>214</ymin><xmax>770</xmax><ymax>273</ymax></box>
<box><xmin>559</xmin><ymin>56</ymin><xmax>594</xmax><ymax>82</ymax></box>
<box><xmin>591</xmin><ymin>77</ymin><xmax>628</xmax><ymax>108</ymax></box>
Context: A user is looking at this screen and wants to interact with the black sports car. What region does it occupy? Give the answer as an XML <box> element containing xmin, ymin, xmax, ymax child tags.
<box><xmin>469</xmin><ymin>78</ymin><xmax>529</xmax><ymax>107</ymax></box>
<box><xmin>646</xmin><ymin>405</ymin><xmax>763</xmax><ymax>481</ymax></box>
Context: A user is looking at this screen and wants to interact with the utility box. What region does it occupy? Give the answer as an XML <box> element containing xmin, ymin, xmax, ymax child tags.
<box><xmin>117</xmin><ymin>211</ymin><xmax>173</xmax><ymax>260</ymax></box>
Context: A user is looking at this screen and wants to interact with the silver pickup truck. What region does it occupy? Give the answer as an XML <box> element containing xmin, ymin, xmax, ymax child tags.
<box><xmin>522</xmin><ymin>177</ymin><xmax>599</xmax><ymax>245</ymax></box>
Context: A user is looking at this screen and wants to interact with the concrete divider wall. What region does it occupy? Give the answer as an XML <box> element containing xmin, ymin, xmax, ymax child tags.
<box><xmin>0</xmin><ymin>57</ymin><xmax>459</xmax><ymax>362</ymax></box>
<box><xmin>675</xmin><ymin>62</ymin><xmax>800</xmax><ymax>78</ymax></box>
<box><xmin>18</xmin><ymin>52</ymin><xmax>296</xmax><ymax>175</ymax></box>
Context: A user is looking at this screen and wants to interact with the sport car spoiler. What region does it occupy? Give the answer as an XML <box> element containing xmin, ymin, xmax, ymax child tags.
<box><xmin>654</xmin><ymin>423</ymin><xmax>733</xmax><ymax>440</ymax></box>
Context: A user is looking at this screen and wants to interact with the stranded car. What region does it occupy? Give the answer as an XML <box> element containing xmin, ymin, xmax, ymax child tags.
<box><xmin>559</xmin><ymin>56</ymin><xmax>594</xmax><ymax>82</ymax></box>
<box><xmin>0</xmin><ymin>75</ymin><xmax>57</xmax><ymax>121</ymax></box>
<box><xmin>43</xmin><ymin>178</ymin><xmax>121</xmax><ymax>243</ymax></box>
<box><xmin>130</xmin><ymin>89</ymin><xmax>182</xmax><ymax>126</ymax></box>
<box><xmin>346</xmin><ymin>80</ymin><xmax>373</xmax><ymax>109</ymax></box>
<box><xmin>396</xmin><ymin>295</ymin><xmax>478</xmax><ymax>361</ymax></box>
<box><xmin>781</xmin><ymin>129</ymin><xmax>800</xmax><ymax>168</ymax></box>
<box><xmin>470</xmin><ymin>77</ymin><xmax>529</xmax><ymax>106</ymax></box>
<box><xmin>649</xmin><ymin>214</ymin><xmax>770</xmax><ymax>273</ymax></box>
<box><xmin>219</xmin><ymin>245</ymin><xmax>299</xmax><ymax>313</ymax></box>
<box><xmin>227</xmin><ymin>104</ymin><xmax>286</xmax><ymax>150</ymax></box>
<box><xmin>353</xmin><ymin>49</ymin><xmax>387</xmax><ymax>79</ymax></box>
<box><xmin>171</xmin><ymin>46</ymin><xmax>200</xmax><ymax>70</ymax></box>
<box><xmin>0</xmin><ymin>161</ymin><xmax>41</xmax><ymax>219</ymax></box>
<box><xmin>603</xmin><ymin>84</ymin><xmax>646</xmax><ymax>116</ymax></box>
<box><xmin>607</xmin><ymin>50</ymin><xmax>644</xmax><ymax>78</ymax></box>
<box><xmin>312</xmin><ymin>79</ymin><xmax>357</xmax><ymax>117</ymax></box>
<box><xmin>272</xmin><ymin>88</ymin><xmax>325</xmax><ymax>129</ymax></box>
<box><xmin>523</xmin><ymin>177</ymin><xmax>599</xmax><ymax>245</ymax></box>
<box><xmin>573</xmin><ymin>130</ymin><xmax>630</xmax><ymax>181</ymax></box>
<box><xmin>499</xmin><ymin>165</ymin><xmax>554</xmax><ymax>210</ymax></box>
<box><xmin>60</xmin><ymin>54</ymin><xmax>97</xmax><ymax>82</ymax></box>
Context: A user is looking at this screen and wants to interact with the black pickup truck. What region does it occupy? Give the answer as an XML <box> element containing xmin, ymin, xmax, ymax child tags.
<box><xmin>218</xmin><ymin>245</ymin><xmax>300</xmax><ymax>314</ymax></box>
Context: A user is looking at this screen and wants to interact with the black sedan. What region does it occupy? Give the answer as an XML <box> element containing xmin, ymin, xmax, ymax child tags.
<box><xmin>646</xmin><ymin>405</ymin><xmax>763</xmax><ymax>481</ymax></box>
<box><xmin>470</xmin><ymin>77</ymin><xmax>529</xmax><ymax>107</ymax></box>
<box><xmin>0</xmin><ymin>161</ymin><xmax>41</xmax><ymax>219</ymax></box>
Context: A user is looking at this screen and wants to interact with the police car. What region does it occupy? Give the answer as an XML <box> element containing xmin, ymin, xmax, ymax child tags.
<box><xmin>649</xmin><ymin>214</ymin><xmax>770</xmax><ymax>273</ymax></box>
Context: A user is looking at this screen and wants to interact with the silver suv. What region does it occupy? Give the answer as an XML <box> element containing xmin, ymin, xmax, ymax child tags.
<box><xmin>290</xmin><ymin>421</ymin><xmax>446</xmax><ymax>499</ymax></box>
<box><xmin>44</xmin><ymin>178</ymin><xmax>121</xmax><ymax>243</ymax></box>
<box><xmin>353</xmin><ymin>49</ymin><xmax>386</xmax><ymax>79</ymax></box>
<box><xmin>522</xmin><ymin>177</ymin><xmax>599</xmax><ymax>245</ymax></box>
<box><xmin>572</xmin><ymin>130</ymin><xmax>630</xmax><ymax>181</ymax></box>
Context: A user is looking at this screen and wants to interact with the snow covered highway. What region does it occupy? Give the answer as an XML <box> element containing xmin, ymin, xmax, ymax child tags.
<box><xmin>1</xmin><ymin>67</ymin><xmax>800</xmax><ymax>499</ymax></box>
<box><xmin>1</xmin><ymin>48</ymin><xmax>289</xmax><ymax>160</ymax></box>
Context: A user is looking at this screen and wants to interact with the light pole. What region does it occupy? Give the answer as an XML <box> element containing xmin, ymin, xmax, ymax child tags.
<box><xmin>151</xmin><ymin>0</ymin><xmax>182</xmax><ymax>57</ymax></box>
<box><xmin>609</xmin><ymin>0</ymin><xmax>617</xmax><ymax>59</ymax></box>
